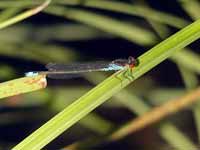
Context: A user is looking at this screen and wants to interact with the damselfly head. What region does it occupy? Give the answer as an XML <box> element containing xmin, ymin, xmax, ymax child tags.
<box><xmin>127</xmin><ymin>56</ymin><xmax>135</xmax><ymax>64</ymax></box>
<box><xmin>112</xmin><ymin>56</ymin><xmax>137</xmax><ymax>68</ymax></box>
<box><xmin>127</xmin><ymin>56</ymin><xmax>137</xmax><ymax>68</ymax></box>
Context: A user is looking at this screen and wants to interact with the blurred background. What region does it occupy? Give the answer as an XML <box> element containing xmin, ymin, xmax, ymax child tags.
<box><xmin>0</xmin><ymin>0</ymin><xmax>200</xmax><ymax>149</ymax></box>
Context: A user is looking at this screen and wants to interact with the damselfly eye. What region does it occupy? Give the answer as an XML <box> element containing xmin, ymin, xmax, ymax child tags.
<box><xmin>128</xmin><ymin>56</ymin><xmax>135</xmax><ymax>65</ymax></box>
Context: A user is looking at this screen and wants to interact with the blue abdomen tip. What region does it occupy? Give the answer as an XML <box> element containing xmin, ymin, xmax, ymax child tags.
<box><xmin>25</xmin><ymin>72</ymin><xmax>39</xmax><ymax>77</ymax></box>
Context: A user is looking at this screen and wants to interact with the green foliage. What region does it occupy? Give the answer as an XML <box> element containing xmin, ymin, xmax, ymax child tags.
<box><xmin>0</xmin><ymin>0</ymin><xmax>200</xmax><ymax>150</ymax></box>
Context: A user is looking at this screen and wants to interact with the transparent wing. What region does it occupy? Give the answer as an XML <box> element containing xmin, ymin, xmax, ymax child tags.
<box><xmin>46</xmin><ymin>61</ymin><xmax>110</xmax><ymax>73</ymax></box>
<box><xmin>45</xmin><ymin>61</ymin><xmax>110</xmax><ymax>79</ymax></box>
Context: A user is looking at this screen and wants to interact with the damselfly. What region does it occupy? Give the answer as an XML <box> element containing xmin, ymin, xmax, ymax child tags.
<box><xmin>25</xmin><ymin>56</ymin><xmax>137</xmax><ymax>79</ymax></box>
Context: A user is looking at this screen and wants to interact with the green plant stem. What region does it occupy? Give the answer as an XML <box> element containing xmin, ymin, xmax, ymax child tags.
<box><xmin>0</xmin><ymin>0</ymin><xmax>51</xmax><ymax>30</ymax></box>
